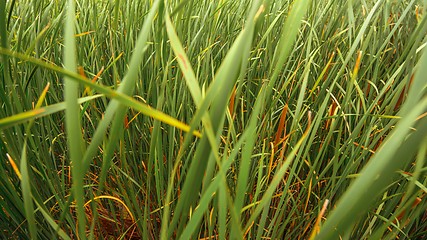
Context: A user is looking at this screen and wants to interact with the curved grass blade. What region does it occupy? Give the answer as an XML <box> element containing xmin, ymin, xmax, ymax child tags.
<box><xmin>169</xmin><ymin>1</ymin><xmax>265</xmax><ymax>237</ymax></box>
<box><xmin>0</xmin><ymin>48</ymin><xmax>201</xmax><ymax>139</ymax></box>
<box><xmin>162</xmin><ymin>10</ymin><xmax>228</xmax><ymax>238</ymax></box>
<box><xmin>167</xmin><ymin>15</ymin><xmax>251</xmax><ymax>240</ymax></box>
<box><xmin>0</xmin><ymin>95</ymin><xmax>102</xmax><ymax>130</ymax></box>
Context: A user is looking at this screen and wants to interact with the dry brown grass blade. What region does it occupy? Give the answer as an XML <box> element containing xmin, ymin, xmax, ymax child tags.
<box><xmin>228</xmin><ymin>85</ymin><xmax>237</xmax><ymax>118</ymax></box>
<box><xmin>274</xmin><ymin>104</ymin><xmax>288</xmax><ymax>152</ymax></box>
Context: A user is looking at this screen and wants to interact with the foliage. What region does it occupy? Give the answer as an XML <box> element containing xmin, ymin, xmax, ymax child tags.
<box><xmin>0</xmin><ymin>0</ymin><xmax>426</xmax><ymax>239</ymax></box>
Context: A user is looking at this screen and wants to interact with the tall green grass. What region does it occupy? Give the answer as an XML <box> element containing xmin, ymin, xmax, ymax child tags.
<box><xmin>0</xmin><ymin>0</ymin><xmax>426</xmax><ymax>239</ymax></box>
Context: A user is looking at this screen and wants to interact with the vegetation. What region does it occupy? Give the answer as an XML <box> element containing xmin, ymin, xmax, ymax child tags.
<box><xmin>0</xmin><ymin>0</ymin><xmax>426</xmax><ymax>239</ymax></box>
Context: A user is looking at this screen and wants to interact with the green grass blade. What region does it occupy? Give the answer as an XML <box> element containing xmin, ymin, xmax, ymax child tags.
<box><xmin>178</xmin><ymin>84</ymin><xmax>266</xmax><ymax>239</ymax></box>
<box><xmin>316</xmin><ymin>44</ymin><xmax>427</xmax><ymax>238</ymax></box>
<box><xmin>0</xmin><ymin>49</ymin><xmax>200</xmax><ymax>139</ymax></box>
<box><xmin>18</xmin><ymin>83</ymin><xmax>54</xmax><ymax>239</ymax></box>
<box><xmin>266</xmin><ymin>0</ymin><xmax>310</xmax><ymax>97</ymax></box>
<box><xmin>167</xmin><ymin>1</ymin><xmax>262</xmax><ymax>232</ymax></box>
<box><xmin>33</xmin><ymin>199</ymin><xmax>71</xmax><ymax>240</ymax></box>
<box><xmin>0</xmin><ymin>95</ymin><xmax>102</xmax><ymax>130</ymax></box>
<box><xmin>1</xmin><ymin>1</ymin><xmax>426</xmax><ymax>239</ymax></box>
<box><xmin>20</xmin><ymin>141</ymin><xmax>37</xmax><ymax>239</ymax></box>
<box><xmin>63</xmin><ymin>0</ymin><xmax>86</xmax><ymax>238</ymax></box>
<box><xmin>90</xmin><ymin>0</ymin><xmax>162</xmax><ymax>192</ymax></box>
<box><xmin>243</xmin><ymin>112</ymin><xmax>312</xmax><ymax>232</ymax></box>
<box><xmin>165</xmin><ymin>12</ymin><xmax>202</xmax><ymax>104</ymax></box>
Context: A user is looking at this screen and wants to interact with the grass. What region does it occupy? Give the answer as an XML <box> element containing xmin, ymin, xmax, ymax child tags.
<box><xmin>0</xmin><ymin>0</ymin><xmax>426</xmax><ymax>239</ymax></box>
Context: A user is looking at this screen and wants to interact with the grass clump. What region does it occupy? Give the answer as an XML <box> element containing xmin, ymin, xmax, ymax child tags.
<box><xmin>0</xmin><ymin>0</ymin><xmax>426</xmax><ymax>239</ymax></box>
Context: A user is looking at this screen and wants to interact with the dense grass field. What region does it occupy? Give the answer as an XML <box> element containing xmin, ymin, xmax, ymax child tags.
<box><xmin>1</xmin><ymin>0</ymin><xmax>427</xmax><ymax>239</ymax></box>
